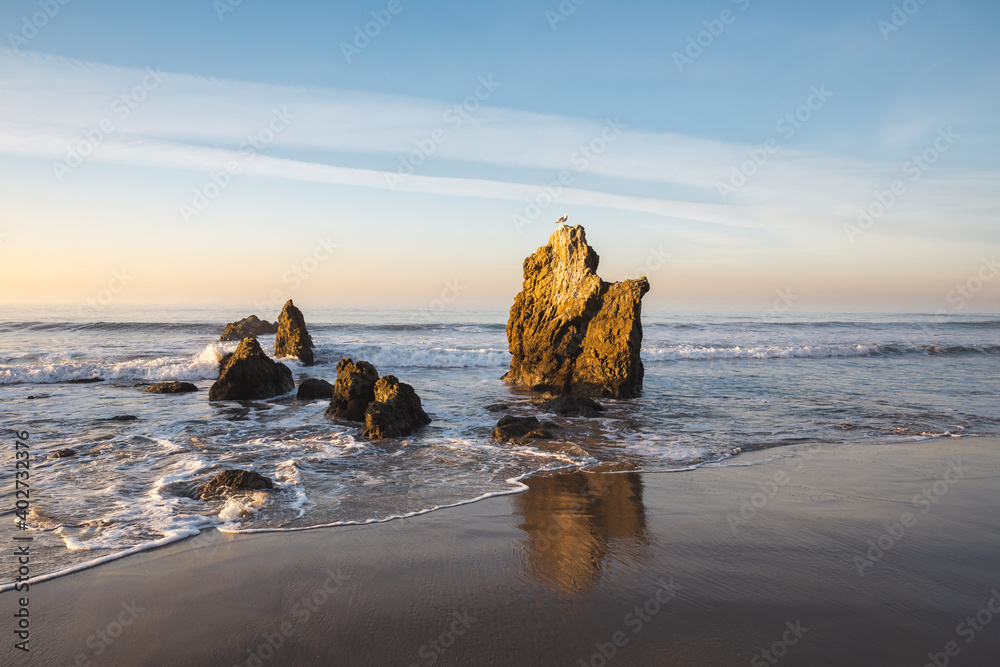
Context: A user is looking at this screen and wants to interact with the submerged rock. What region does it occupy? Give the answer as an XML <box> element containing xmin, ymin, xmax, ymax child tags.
<box><xmin>106</xmin><ymin>415</ymin><xmax>139</xmax><ymax>421</ymax></box>
<box><xmin>362</xmin><ymin>375</ymin><xmax>432</xmax><ymax>440</ymax></box>
<box><xmin>51</xmin><ymin>449</ymin><xmax>77</xmax><ymax>458</ymax></box>
<box><xmin>198</xmin><ymin>469</ymin><xmax>274</xmax><ymax>500</ymax></box>
<box><xmin>208</xmin><ymin>337</ymin><xmax>294</xmax><ymax>401</ymax></box>
<box><xmin>297</xmin><ymin>378</ymin><xmax>334</xmax><ymax>400</ymax></box>
<box><xmin>326</xmin><ymin>359</ymin><xmax>380</xmax><ymax>421</ymax></box>
<box><xmin>491</xmin><ymin>416</ymin><xmax>556</xmax><ymax>445</ymax></box>
<box><xmin>67</xmin><ymin>377</ymin><xmax>104</xmax><ymax>384</ymax></box>
<box><xmin>505</xmin><ymin>225</ymin><xmax>649</xmax><ymax>398</ymax></box>
<box><xmin>274</xmin><ymin>300</ymin><xmax>315</xmax><ymax>366</ymax></box>
<box><xmin>538</xmin><ymin>395</ymin><xmax>605</xmax><ymax>417</ymax></box>
<box><xmin>144</xmin><ymin>382</ymin><xmax>199</xmax><ymax>394</ymax></box>
<box><xmin>219</xmin><ymin>315</ymin><xmax>279</xmax><ymax>342</ymax></box>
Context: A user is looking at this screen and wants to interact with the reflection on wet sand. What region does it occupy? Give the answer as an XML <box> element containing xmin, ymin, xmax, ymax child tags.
<box><xmin>513</xmin><ymin>465</ymin><xmax>650</xmax><ymax>596</ymax></box>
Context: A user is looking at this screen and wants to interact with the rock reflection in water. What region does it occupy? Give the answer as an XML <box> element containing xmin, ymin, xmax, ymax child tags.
<box><xmin>513</xmin><ymin>466</ymin><xmax>649</xmax><ymax>596</ymax></box>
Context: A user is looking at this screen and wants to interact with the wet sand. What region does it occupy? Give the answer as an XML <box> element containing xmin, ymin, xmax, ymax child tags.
<box><xmin>5</xmin><ymin>438</ymin><xmax>1000</xmax><ymax>666</ymax></box>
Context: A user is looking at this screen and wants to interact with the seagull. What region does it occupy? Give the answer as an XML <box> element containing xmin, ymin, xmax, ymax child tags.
<box><xmin>555</xmin><ymin>214</ymin><xmax>568</xmax><ymax>225</ymax></box>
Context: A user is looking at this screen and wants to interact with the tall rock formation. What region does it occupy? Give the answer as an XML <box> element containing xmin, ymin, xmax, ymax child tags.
<box><xmin>274</xmin><ymin>300</ymin><xmax>315</xmax><ymax>366</ymax></box>
<box><xmin>505</xmin><ymin>225</ymin><xmax>649</xmax><ymax>398</ymax></box>
<box><xmin>208</xmin><ymin>337</ymin><xmax>295</xmax><ymax>401</ymax></box>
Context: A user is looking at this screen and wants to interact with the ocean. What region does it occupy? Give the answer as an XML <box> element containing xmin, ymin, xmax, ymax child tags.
<box><xmin>2</xmin><ymin>306</ymin><xmax>998</xmax><ymax>589</ymax></box>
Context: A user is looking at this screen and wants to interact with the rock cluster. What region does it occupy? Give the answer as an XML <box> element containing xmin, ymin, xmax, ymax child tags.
<box><xmin>208</xmin><ymin>337</ymin><xmax>294</xmax><ymax>401</ymax></box>
<box><xmin>219</xmin><ymin>315</ymin><xmax>279</xmax><ymax>342</ymax></box>
<box><xmin>274</xmin><ymin>300</ymin><xmax>315</xmax><ymax>366</ymax></box>
<box><xmin>505</xmin><ymin>225</ymin><xmax>649</xmax><ymax>398</ymax></box>
<box><xmin>198</xmin><ymin>469</ymin><xmax>274</xmax><ymax>499</ymax></box>
<box><xmin>324</xmin><ymin>359</ymin><xmax>431</xmax><ymax>439</ymax></box>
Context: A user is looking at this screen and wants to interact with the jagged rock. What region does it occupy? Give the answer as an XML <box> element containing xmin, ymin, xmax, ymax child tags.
<box><xmin>326</xmin><ymin>359</ymin><xmax>380</xmax><ymax>421</ymax></box>
<box><xmin>208</xmin><ymin>337</ymin><xmax>294</xmax><ymax>401</ymax></box>
<box><xmin>219</xmin><ymin>315</ymin><xmax>279</xmax><ymax>342</ymax></box>
<box><xmin>297</xmin><ymin>378</ymin><xmax>334</xmax><ymax>400</ymax></box>
<box><xmin>51</xmin><ymin>449</ymin><xmax>77</xmax><ymax>458</ymax></box>
<box><xmin>274</xmin><ymin>300</ymin><xmax>315</xmax><ymax>366</ymax></box>
<box><xmin>144</xmin><ymin>382</ymin><xmax>199</xmax><ymax>394</ymax></box>
<box><xmin>362</xmin><ymin>375</ymin><xmax>431</xmax><ymax>440</ymax></box>
<box><xmin>492</xmin><ymin>416</ymin><xmax>556</xmax><ymax>444</ymax></box>
<box><xmin>505</xmin><ymin>225</ymin><xmax>649</xmax><ymax>398</ymax></box>
<box><xmin>198</xmin><ymin>469</ymin><xmax>274</xmax><ymax>500</ymax></box>
<box><xmin>538</xmin><ymin>395</ymin><xmax>605</xmax><ymax>417</ymax></box>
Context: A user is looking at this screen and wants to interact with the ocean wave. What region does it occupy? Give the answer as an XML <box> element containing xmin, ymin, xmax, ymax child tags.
<box><xmin>319</xmin><ymin>344</ymin><xmax>511</xmax><ymax>369</ymax></box>
<box><xmin>0</xmin><ymin>342</ymin><xmax>233</xmax><ymax>385</ymax></box>
<box><xmin>641</xmin><ymin>343</ymin><xmax>1000</xmax><ymax>361</ymax></box>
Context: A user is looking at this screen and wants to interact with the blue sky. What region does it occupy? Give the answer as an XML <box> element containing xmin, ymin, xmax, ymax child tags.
<box><xmin>0</xmin><ymin>0</ymin><xmax>997</xmax><ymax>312</ymax></box>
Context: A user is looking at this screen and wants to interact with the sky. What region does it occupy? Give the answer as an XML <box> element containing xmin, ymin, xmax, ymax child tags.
<box><xmin>0</xmin><ymin>0</ymin><xmax>997</xmax><ymax>314</ymax></box>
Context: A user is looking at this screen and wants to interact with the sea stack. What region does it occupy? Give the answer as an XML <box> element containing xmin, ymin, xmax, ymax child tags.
<box><xmin>505</xmin><ymin>225</ymin><xmax>649</xmax><ymax>398</ymax></box>
<box><xmin>208</xmin><ymin>337</ymin><xmax>295</xmax><ymax>401</ymax></box>
<box><xmin>274</xmin><ymin>300</ymin><xmax>315</xmax><ymax>366</ymax></box>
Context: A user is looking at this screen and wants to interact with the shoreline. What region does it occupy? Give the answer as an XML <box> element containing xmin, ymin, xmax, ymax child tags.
<box><xmin>5</xmin><ymin>437</ymin><xmax>1000</xmax><ymax>665</ymax></box>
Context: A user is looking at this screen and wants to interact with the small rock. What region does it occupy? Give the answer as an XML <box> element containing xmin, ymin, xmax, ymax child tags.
<box><xmin>485</xmin><ymin>403</ymin><xmax>511</xmax><ymax>413</ymax></box>
<box><xmin>67</xmin><ymin>378</ymin><xmax>104</xmax><ymax>384</ymax></box>
<box><xmin>538</xmin><ymin>395</ymin><xmax>605</xmax><ymax>417</ymax></box>
<box><xmin>144</xmin><ymin>382</ymin><xmax>199</xmax><ymax>394</ymax></box>
<box><xmin>107</xmin><ymin>415</ymin><xmax>138</xmax><ymax>421</ymax></box>
<box><xmin>198</xmin><ymin>469</ymin><xmax>274</xmax><ymax>500</ymax></box>
<box><xmin>297</xmin><ymin>378</ymin><xmax>334</xmax><ymax>400</ymax></box>
<box><xmin>51</xmin><ymin>449</ymin><xmax>77</xmax><ymax>458</ymax></box>
<box><xmin>219</xmin><ymin>315</ymin><xmax>279</xmax><ymax>342</ymax></box>
<box><xmin>492</xmin><ymin>416</ymin><xmax>556</xmax><ymax>444</ymax></box>
<box><xmin>27</xmin><ymin>394</ymin><xmax>51</xmax><ymax>400</ymax></box>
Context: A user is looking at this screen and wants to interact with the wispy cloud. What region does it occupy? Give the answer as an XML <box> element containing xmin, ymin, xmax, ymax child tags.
<box><xmin>1</xmin><ymin>48</ymin><xmax>996</xmax><ymax>237</ymax></box>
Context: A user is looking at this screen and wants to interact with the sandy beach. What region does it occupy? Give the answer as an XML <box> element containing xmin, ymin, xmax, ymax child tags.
<box><xmin>6</xmin><ymin>437</ymin><xmax>999</xmax><ymax>666</ymax></box>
